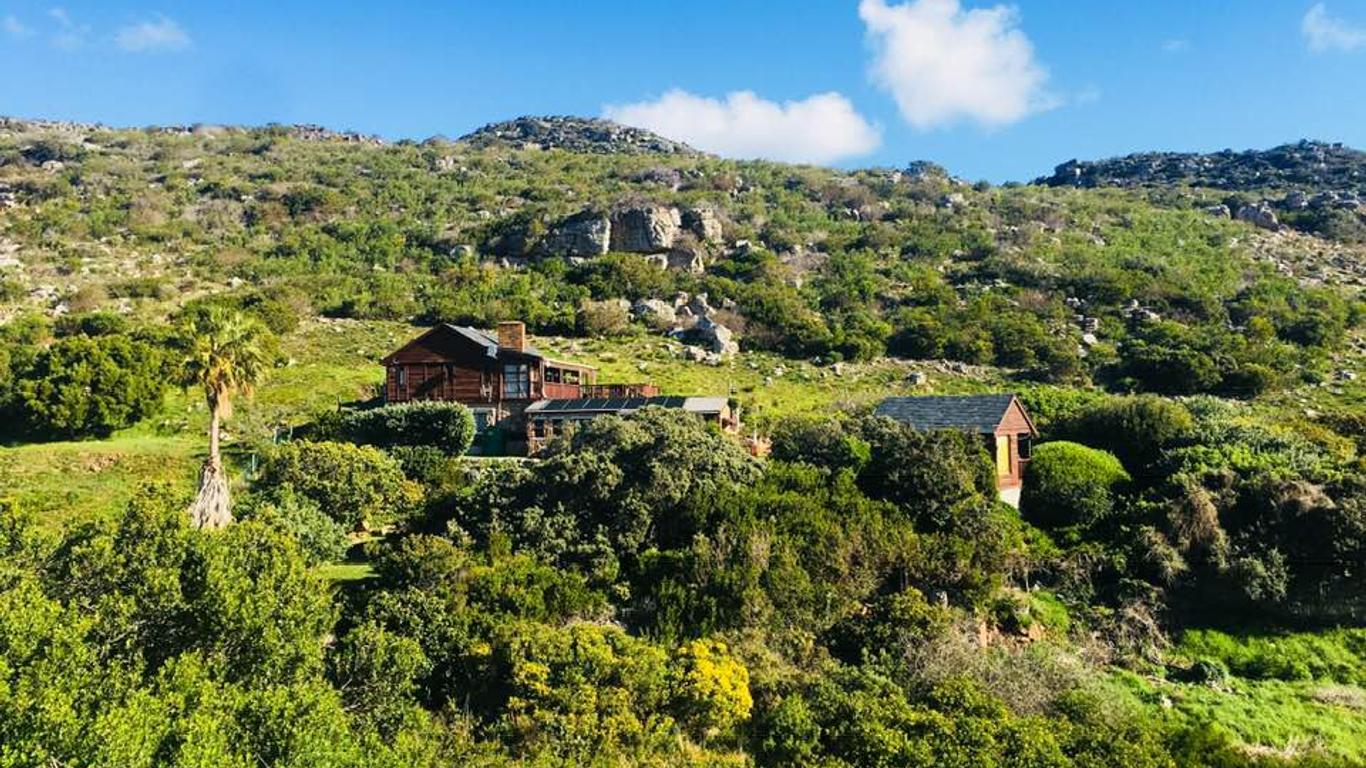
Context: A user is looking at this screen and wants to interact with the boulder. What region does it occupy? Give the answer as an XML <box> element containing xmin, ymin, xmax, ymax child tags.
<box><xmin>631</xmin><ymin>298</ymin><xmax>677</xmax><ymax>326</ymax></box>
<box><xmin>1235</xmin><ymin>202</ymin><xmax>1280</xmax><ymax>231</ymax></box>
<box><xmin>695</xmin><ymin>316</ymin><xmax>738</xmax><ymax>356</ymax></box>
<box><xmin>666</xmin><ymin>249</ymin><xmax>705</xmax><ymax>274</ymax></box>
<box><xmin>610</xmin><ymin>205</ymin><xmax>681</xmax><ymax>252</ymax></box>
<box><xmin>1283</xmin><ymin>190</ymin><xmax>1310</xmax><ymax>210</ymax></box>
<box><xmin>681</xmin><ymin>345</ymin><xmax>707</xmax><ymax>362</ymax></box>
<box><xmin>542</xmin><ymin>211</ymin><xmax>611</xmax><ymax>257</ymax></box>
<box><xmin>682</xmin><ymin>206</ymin><xmax>723</xmax><ymax>243</ymax></box>
<box><xmin>686</xmin><ymin>293</ymin><xmax>714</xmax><ymax>318</ymax></box>
<box><xmin>1204</xmin><ymin>204</ymin><xmax>1231</xmax><ymax>218</ymax></box>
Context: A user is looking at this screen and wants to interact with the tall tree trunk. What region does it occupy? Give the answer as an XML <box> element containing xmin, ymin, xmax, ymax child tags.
<box><xmin>190</xmin><ymin>401</ymin><xmax>232</xmax><ymax>529</ymax></box>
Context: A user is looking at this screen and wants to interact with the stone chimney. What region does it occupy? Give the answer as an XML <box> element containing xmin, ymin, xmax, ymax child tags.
<box><xmin>497</xmin><ymin>321</ymin><xmax>526</xmax><ymax>352</ymax></box>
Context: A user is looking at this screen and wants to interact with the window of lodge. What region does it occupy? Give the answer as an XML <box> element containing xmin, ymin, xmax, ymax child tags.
<box><xmin>502</xmin><ymin>363</ymin><xmax>530</xmax><ymax>398</ymax></box>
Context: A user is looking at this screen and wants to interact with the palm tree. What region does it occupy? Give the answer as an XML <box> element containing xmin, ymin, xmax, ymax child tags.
<box><xmin>180</xmin><ymin>308</ymin><xmax>269</xmax><ymax>529</ymax></box>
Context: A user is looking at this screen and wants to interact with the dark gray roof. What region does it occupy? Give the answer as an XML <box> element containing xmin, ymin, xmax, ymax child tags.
<box><xmin>444</xmin><ymin>324</ymin><xmax>543</xmax><ymax>359</ymax></box>
<box><xmin>874</xmin><ymin>394</ymin><xmax>1019</xmax><ymax>433</ymax></box>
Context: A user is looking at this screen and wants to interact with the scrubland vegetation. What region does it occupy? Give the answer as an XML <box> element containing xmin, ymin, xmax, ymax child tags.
<box><xmin>0</xmin><ymin>121</ymin><xmax>1363</xmax><ymax>765</ymax></box>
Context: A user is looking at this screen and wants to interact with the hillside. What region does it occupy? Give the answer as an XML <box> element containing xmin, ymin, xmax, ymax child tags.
<box><xmin>1039</xmin><ymin>140</ymin><xmax>1366</xmax><ymax>243</ymax></box>
<box><xmin>1</xmin><ymin>115</ymin><xmax>1365</xmax><ymax>766</ymax></box>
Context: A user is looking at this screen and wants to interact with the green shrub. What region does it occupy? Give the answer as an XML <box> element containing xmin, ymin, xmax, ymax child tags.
<box><xmin>1054</xmin><ymin>395</ymin><xmax>1193</xmax><ymax>472</ymax></box>
<box><xmin>237</xmin><ymin>487</ymin><xmax>349</xmax><ymax>565</ymax></box>
<box><xmin>770</xmin><ymin>416</ymin><xmax>871</xmax><ymax>473</ymax></box>
<box><xmin>856</xmin><ymin>416</ymin><xmax>997</xmax><ymax>532</ymax></box>
<box><xmin>333</xmin><ymin>401</ymin><xmax>475</xmax><ymax>455</ymax></box>
<box><xmin>1187</xmin><ymin>658</ymin><xmax>1231</xmax><ymax>686</ymax></box>
<box><xmin>257</xmin><ymin>440</ymin><xmax>421</xmax><ymax>530</ymax></box>
<box><xmin>10</xmin><ymin>334</ymin><xmax>166</xmax><ymax>438</ymax></box>
<box><xmin>1021</xmin><ymin>441</ymin><xmax>1130</xmax><ymax>529</ymax></box>
<box><xmin>386</xmin><ymin>445</ymin><xmax>464</xmax><ymax>490</ymax></box>
<box><xmin>53</xmin><ymin>311</ymin><xmax>129</xmax><ymax>338</ymax></box>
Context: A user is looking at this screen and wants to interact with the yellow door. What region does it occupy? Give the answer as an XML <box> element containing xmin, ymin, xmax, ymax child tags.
<box><xmin>995</xmin><ymin>435</ymin><xmax>1011</xmax><ymax>478</ymax></box>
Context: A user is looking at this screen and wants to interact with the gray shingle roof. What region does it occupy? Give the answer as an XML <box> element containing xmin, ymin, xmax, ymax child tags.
<box><xmin>874</xmin><ymin>394</ymin><xmax>1019</xmax><ymax>433</ymax></box>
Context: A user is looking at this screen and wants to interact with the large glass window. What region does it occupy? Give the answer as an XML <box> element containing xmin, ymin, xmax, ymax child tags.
<box><xmin>502</xmin><ymin>363</ymin><xmax>530</xmax><ymax>398</ymax></box>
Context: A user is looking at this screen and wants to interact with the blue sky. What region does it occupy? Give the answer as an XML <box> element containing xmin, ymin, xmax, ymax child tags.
<box><xmin>2</xmin><ymin>1</ymin><xmax>1365</xmax><ymax>180</ymax></box>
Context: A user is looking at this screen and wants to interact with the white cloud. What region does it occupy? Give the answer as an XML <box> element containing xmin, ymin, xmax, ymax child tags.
<box><xmin>1303</xmin><ymin>3</ymin><xmax>1366</xmax><ymax>52</ymax></box>
<box><xmin>48</xmin><ymin>7</ymin><xmax>88</xmax><ymax>50</ymax></box>
<box><xmin>1162</xmin><ymin>38</ymin><xmax>1190</xmax><ymax>53</ymax></box>
<box><xmin>3</xmin><ymin>15</ymin><xmax>33</xmax><ymax>38</ymax></box>
<box><xmin>604</xmin><ymin>89</ymin><xmax>881</xmax><ymax>165</ymax></box>
<box><xmin>115</xmin><ymin>15</ymin><xmax>191</xmax><ymax>52</ymax></box>
<box><xmin>858</xmin><ymin>0</ymin><xmax>1054</xmax><ymax>129</ymax></box>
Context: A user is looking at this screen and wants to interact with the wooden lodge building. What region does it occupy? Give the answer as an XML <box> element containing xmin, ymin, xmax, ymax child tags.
<box><xmin>380</xmin><ymin>322</ymin><xmax>733</xmax><ymax>454</ymax></box>
<box><xmin>874</xmin><ymin>394</ymin><xmax>1038</xmax><ymax>507</ymax></box>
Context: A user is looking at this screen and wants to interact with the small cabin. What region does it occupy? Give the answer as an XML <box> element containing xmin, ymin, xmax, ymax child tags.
<box><xmin>523</xmin><ymin>395</ymin><xmax>738</xmax><ymax>454</ymax></box>
<box><xmin>874</xmin><ymin>394</ymin><xmax>1038</xmax><ymax>507</ymax></box>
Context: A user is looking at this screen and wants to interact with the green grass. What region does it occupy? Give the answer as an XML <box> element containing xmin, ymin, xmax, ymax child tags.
<box><xmin>0</xmin><ymin>435</ymin><xmax>200</xmax><ymax>528</ymax></box>
<box><xmin>1117</xmin><ymin>670</ymin><xmax>1366</xmax><ymax>762</ymax></box>
<box><xmin>1175</xmin><ymin>628</ymin><xmax>1366</xmax><ymax>686</ymax></box>
<box><xmin>317</xmin><ymin>562</ymin><xmax>376</xmax><ymax>583</ymax></box>
<box><xmin>1099</xmin><ymin>627</ymin><xmax>1366</xmax><ymax>761</ymax></box>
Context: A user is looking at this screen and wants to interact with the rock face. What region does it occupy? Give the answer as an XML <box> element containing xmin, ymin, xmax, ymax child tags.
<box><xmin>1236</xmin><ymin>202</ymin><xmax>1280</xmax><ymax>231</ymax></box>
<box><xmin>542</xmin><ymin>211</ymin><xmax>611</xmax><ymax>257</ymax></box>
<box><xmin>682</xmin><ymin>206</ymin><xmax>723</xmax><ymax>243</ymax></box>
<box><xmin>1036</xmin><ymin>140</ymin><xmax>1366</xmax><ymax>196</ymax></box>
<box><xmin>458</xmin><ymin>116</ymin><xmax>700</xmax><ymax>155</ymax></box>
<box><xmin>610</xmin><ymin>205</ymin><xmax>682</xmax><ymax>253</ymax></box>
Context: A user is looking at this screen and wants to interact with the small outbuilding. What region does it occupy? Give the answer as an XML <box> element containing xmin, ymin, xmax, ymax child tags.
<box><xmin>874</xmin><ymin>393</ymin><xmax>1038</xmax><ymax>507</ymax></box>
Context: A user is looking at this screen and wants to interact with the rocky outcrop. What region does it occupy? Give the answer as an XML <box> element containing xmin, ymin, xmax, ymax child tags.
<box><xmin>541</xmin><ymin>211</ymin><xmax>611</xmax><ymax>257</ymax></box>
<box><xmin>1036</xmin><ymin>140</ymin><xmax>1366</xmax><ymax>196</ymax></box>
<box><xmin>610</xmin><ymin>205</ymin><xmax>681</xmax><ymax>252</ymax></box>
<box><xmin>528</xmin><ymin>203</ymin><xmax>719</xmax><ymax>269</ymax></box>
<box><xmin>458</xmin><ymin>116</ymin><xmax>700</xmax><ymax>155</ymax></box>
<box><xmin>1236</xmin><ymin>202</ymin><xmax>1280</xmax><ymax>231</ymax></box>
<box><xmin>682</xmin><ymin>206</ymin><xmax>723</xmax><ymax>243</ymax></box>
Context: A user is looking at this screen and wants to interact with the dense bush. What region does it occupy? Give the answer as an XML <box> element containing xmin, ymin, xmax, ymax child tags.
<box><xmin>1021</xmin><ymin>441</ymin><xmax>1130</xmax><ymax>529</ymax></box>
<box><xmin>855</xmin><ymin>416</ymin><xmax>998</xmax><ymax>532</ymax></box>
<box><xmin>257</xmin><ymin>440</ymin><xmax>421</xmax><ymax>530</ymax></box>
<box><xmin>7</xmin><ymin>334</ymin><xmax>167</xmax><ymax>438</ymax></box>
<box><xmin>329</xmin><ymin>401</ymin><xmax>476</xmax><ymax>456</ymax></box>
<box><xmin>237</xmin><ymin>486</ymin><xmax>350</xmax><ymax>565</ymax></box>
<box><xmin>770</xmin><ymin>415</ymin><xmax>871</xmax><ymax>473</ymax></box>
<box><xmin>1053</xmin><ymin>395</ymin><xmax>1193</xmax><ymax>472</ymax></box>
